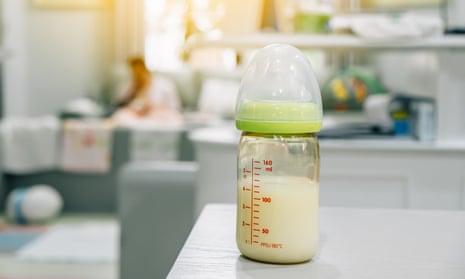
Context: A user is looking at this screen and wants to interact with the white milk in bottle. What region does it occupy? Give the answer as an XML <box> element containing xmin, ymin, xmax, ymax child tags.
<box><xmin>236</xmin><ymin>175</ymin><xmax>319</xmax><ymax>263</ymax></box>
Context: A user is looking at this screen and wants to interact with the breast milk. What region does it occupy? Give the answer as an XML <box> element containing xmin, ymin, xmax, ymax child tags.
<box><xmin>236</xmin><ymin>175</ymin><xmax>319</xmax><ymax>263</ymax></box>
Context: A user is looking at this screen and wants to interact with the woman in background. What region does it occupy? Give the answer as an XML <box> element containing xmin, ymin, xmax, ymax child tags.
<box><xmin>112</xmin><ymin>57</ymin><xmax>182</xmax><ymax>125</ymax></box>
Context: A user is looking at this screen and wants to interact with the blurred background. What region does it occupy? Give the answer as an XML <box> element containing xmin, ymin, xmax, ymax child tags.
<box><xmin>0</xmin><ymin>0</ymin><xmax>465</xmax><ymax>278</ymax></box>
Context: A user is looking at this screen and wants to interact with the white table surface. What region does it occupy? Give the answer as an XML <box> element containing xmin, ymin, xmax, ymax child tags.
<box><xmin>168</xmin><ymin>204</ymin><xmax>465</xmax><ymax>279</ymax></box>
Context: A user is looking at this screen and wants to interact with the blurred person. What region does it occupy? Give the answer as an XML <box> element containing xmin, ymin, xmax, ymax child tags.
<box><xmin>112</xmin><ymin>57</ymin><xmax>182</xmax><ymax>125</ymax></box>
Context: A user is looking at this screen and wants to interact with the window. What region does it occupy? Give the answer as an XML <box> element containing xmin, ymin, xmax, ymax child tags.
<box><xmin>144</xmin><ymin>0</ymin><xmax>187</xmax><ymax>71</ymax></box>
<box><xmin>143</xmin><ymin>0</ymin><xmax>240</xmax><ymax>71</ymax></box>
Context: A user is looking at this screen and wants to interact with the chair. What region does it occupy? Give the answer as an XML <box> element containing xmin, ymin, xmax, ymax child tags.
<box><xmin>118</xmin><ymin>160</ymin><xmax>198</xmax><ymax>279</ymax></box>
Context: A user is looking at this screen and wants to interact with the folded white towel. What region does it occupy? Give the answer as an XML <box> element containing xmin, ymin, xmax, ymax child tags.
<box><xmin>332</xmin><ymin>13</ymin><xmax>443</xmax><ymax>39</ymax></box>
<box><xmin>60</xmin><ymin>119</ymin><xmax>114</xmax><ymax>173</ymax></box>
<box><xmin>0</xmin><ymin>116</ymin><xmax>60</xmax><ymax>174</ymax></box>
<box><xmin>129</xmin><ymin>123</ymin><xmax>184</xmax><ymax>162</ymax></box>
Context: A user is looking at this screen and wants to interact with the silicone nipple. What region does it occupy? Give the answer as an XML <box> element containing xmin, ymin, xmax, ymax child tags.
<box><xmin>235</xmin><ymin>44</ymin><xmax>323</xmax><ymax>134</ymax></box>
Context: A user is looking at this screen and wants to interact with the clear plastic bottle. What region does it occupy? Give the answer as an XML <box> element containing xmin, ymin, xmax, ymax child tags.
<box><xmin>235</xmin><ymin>44</ymin><xmax>323</xmax><ymax>264</ymax></box>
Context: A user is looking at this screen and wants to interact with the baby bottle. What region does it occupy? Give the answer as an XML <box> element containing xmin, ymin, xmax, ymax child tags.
<box><xmin>235</xmin><ymin>44</ymin><xmax>323</xmax><ymax>264</ymax></box>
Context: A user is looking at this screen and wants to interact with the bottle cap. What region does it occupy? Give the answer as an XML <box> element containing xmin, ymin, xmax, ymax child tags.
<box><xmin>235</xmin><ymin>44</ymin><xmax>323</xmax><ymax>134</ymax></box>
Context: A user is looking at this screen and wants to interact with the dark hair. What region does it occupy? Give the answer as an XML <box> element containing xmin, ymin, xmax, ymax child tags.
<box><xmin>128</xmin><ymin>56</ymin><xmax>147</xmax><ymax>69</ymax></box>
<box><xmin>114</xmin><ymin>56</ymin><xmax>150</xmax><ymax>108</ymax></box>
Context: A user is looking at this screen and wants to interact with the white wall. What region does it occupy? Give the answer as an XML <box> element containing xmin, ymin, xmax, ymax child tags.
<box><xmin>2</xmin><ymin>0</ymin><xmax>29</xmax><ymax>117</ymax></box>
<box><xmin>2</xmin><ymin>0</ymin><xmax>114</xmax><ymax>117</ymax></box>
<box><xmin>375</xmin><ymin>51</ymin><xmax>438</xmax><ymax>98</ymax></box>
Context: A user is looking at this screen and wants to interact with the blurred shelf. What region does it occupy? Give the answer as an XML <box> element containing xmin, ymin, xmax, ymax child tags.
<box><xmin>188</xmin><ymin>125</ymin><xmax>465</xmax><ymax>152</ymax></box>
<box><xmin>185</xmin><ymin>32</ymin><xmax>465</xmax><ymax>145</ymax></box>
<box><xmin>185</xmin><ymin>33</ymin><xmax>465</xmax><ymax>52</ymax></box>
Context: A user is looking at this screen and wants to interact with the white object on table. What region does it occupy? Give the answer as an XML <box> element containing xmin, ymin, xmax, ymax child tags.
<box><xmin>168</xmin><ymin>204</ymin><xmax>465</xmax><ymax>279</ymax></box>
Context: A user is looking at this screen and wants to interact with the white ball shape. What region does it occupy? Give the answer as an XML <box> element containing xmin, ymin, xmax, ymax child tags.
<box><xmin>6</xmin><ymin>185</ymin><xmax>63</xmax><ymax>224</ymax></box>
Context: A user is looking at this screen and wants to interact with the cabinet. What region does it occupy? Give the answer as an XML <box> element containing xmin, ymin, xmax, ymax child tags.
<box><xmin>320</xmin><ymin>140</ymin><xmax>465</xmax><ymax>210</ymax></box>
<box><xmin>190</xmin><ymin>128</ymin><xmax>465</xmax><ymax>212</ymax></box>
<box><xmin>186</xmin><ymin>33</ymin><xmax>465</xmax><ymax>211</ymax></box>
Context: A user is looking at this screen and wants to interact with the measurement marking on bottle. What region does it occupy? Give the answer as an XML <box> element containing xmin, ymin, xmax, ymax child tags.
<box><xmin>262</xmin><ymin>197</ymin><xmax>272</xmax><ymax>203</ymax></box>
<box><xmin>245</xmin><ymin>158</ymin><xmax>275</xmax><ymax>246</ymax></box>
<box><xmin>250</xmin><ymin>158</ymin><xmax>255</xmax><ymax>244</ymax></box>
<box><xmin>260</xmin><ymin>242</ymin><xmax>283</xmax><ymax>249</ymax></box>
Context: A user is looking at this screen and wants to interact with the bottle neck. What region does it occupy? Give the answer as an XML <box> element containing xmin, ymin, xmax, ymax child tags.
<box><xmin>241</xmin><ymin>131</ymin><xmax>317</xmax><ymax>138</ymax></box>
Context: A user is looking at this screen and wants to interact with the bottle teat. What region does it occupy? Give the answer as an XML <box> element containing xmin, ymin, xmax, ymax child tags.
<box><xmin>235</xmin><ymin>44</ymin><xmax>323</xmax><ymax>134</ymax></box>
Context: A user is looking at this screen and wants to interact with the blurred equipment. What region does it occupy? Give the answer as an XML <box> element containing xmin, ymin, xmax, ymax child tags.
<box><xmin>60</xmin><ymin>97</ymin><xmax>105</xmax><ymax>119</ymax></box>
<box><xmin>363</xmin><ymin>94</ymin><xmax>393</xmax><ymax>128</ymax></box>
<box><xmin>322</xmin><ymin>66</ymin><xmax>386</xmax><ymax>112</ymax></box>
<box><xmin>294</xmin><ymin>0</ymin><xmax>332</xmax><ymax>33</ymax></box>
<box><xmin>6</xmin><ymin>185</ymin><xmax>63</xmax><ymax>225</ymax></box>
<box><xmin>275</xmin><ymin>0</ymin><xmax>333</xmax><ymax>33</ymax></box>
<box><xmin>388</xmin><ymin>94</ymin><xmax>435</xmax><ymax>141</ymax></box>
<box><xmin>319</xmin><ymin>93</ymin><xmax>435</xmax><ymax>140</ymax></box>
<box><xmin>444</xmin><ymin>0</ymin><xmax>465</xmax><ymax>34</ymax></box>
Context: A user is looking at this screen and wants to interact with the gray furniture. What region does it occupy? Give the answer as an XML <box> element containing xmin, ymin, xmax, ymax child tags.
<box><xmin>0</xmin><ymin>66</ymin><xmax>237</xmax><ymax>212</ymax></box>
<box><xmin>0</xmin><ymin>134</ymin><xmax>3</xmax><ymax>204</ymax></box>
<box><xmin>0</xmin><ymin>127</ymin><xmax>195</xmax><ymax>212</ymax></box>
<box><xmin>118</xmin><ymin>161</ymin><xmax>198</xmax><ymax>279</ymax></box>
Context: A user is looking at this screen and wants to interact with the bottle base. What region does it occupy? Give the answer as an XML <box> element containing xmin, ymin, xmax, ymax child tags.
<box><xmin>240</xmin><ymin>254</ymin><xmax>313</xmax><ymax>265</ymax></box>
<box><xmin>237</xmin><ymin>244</ymin><xmax>317</xmax><ymax>264</ymax></box>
